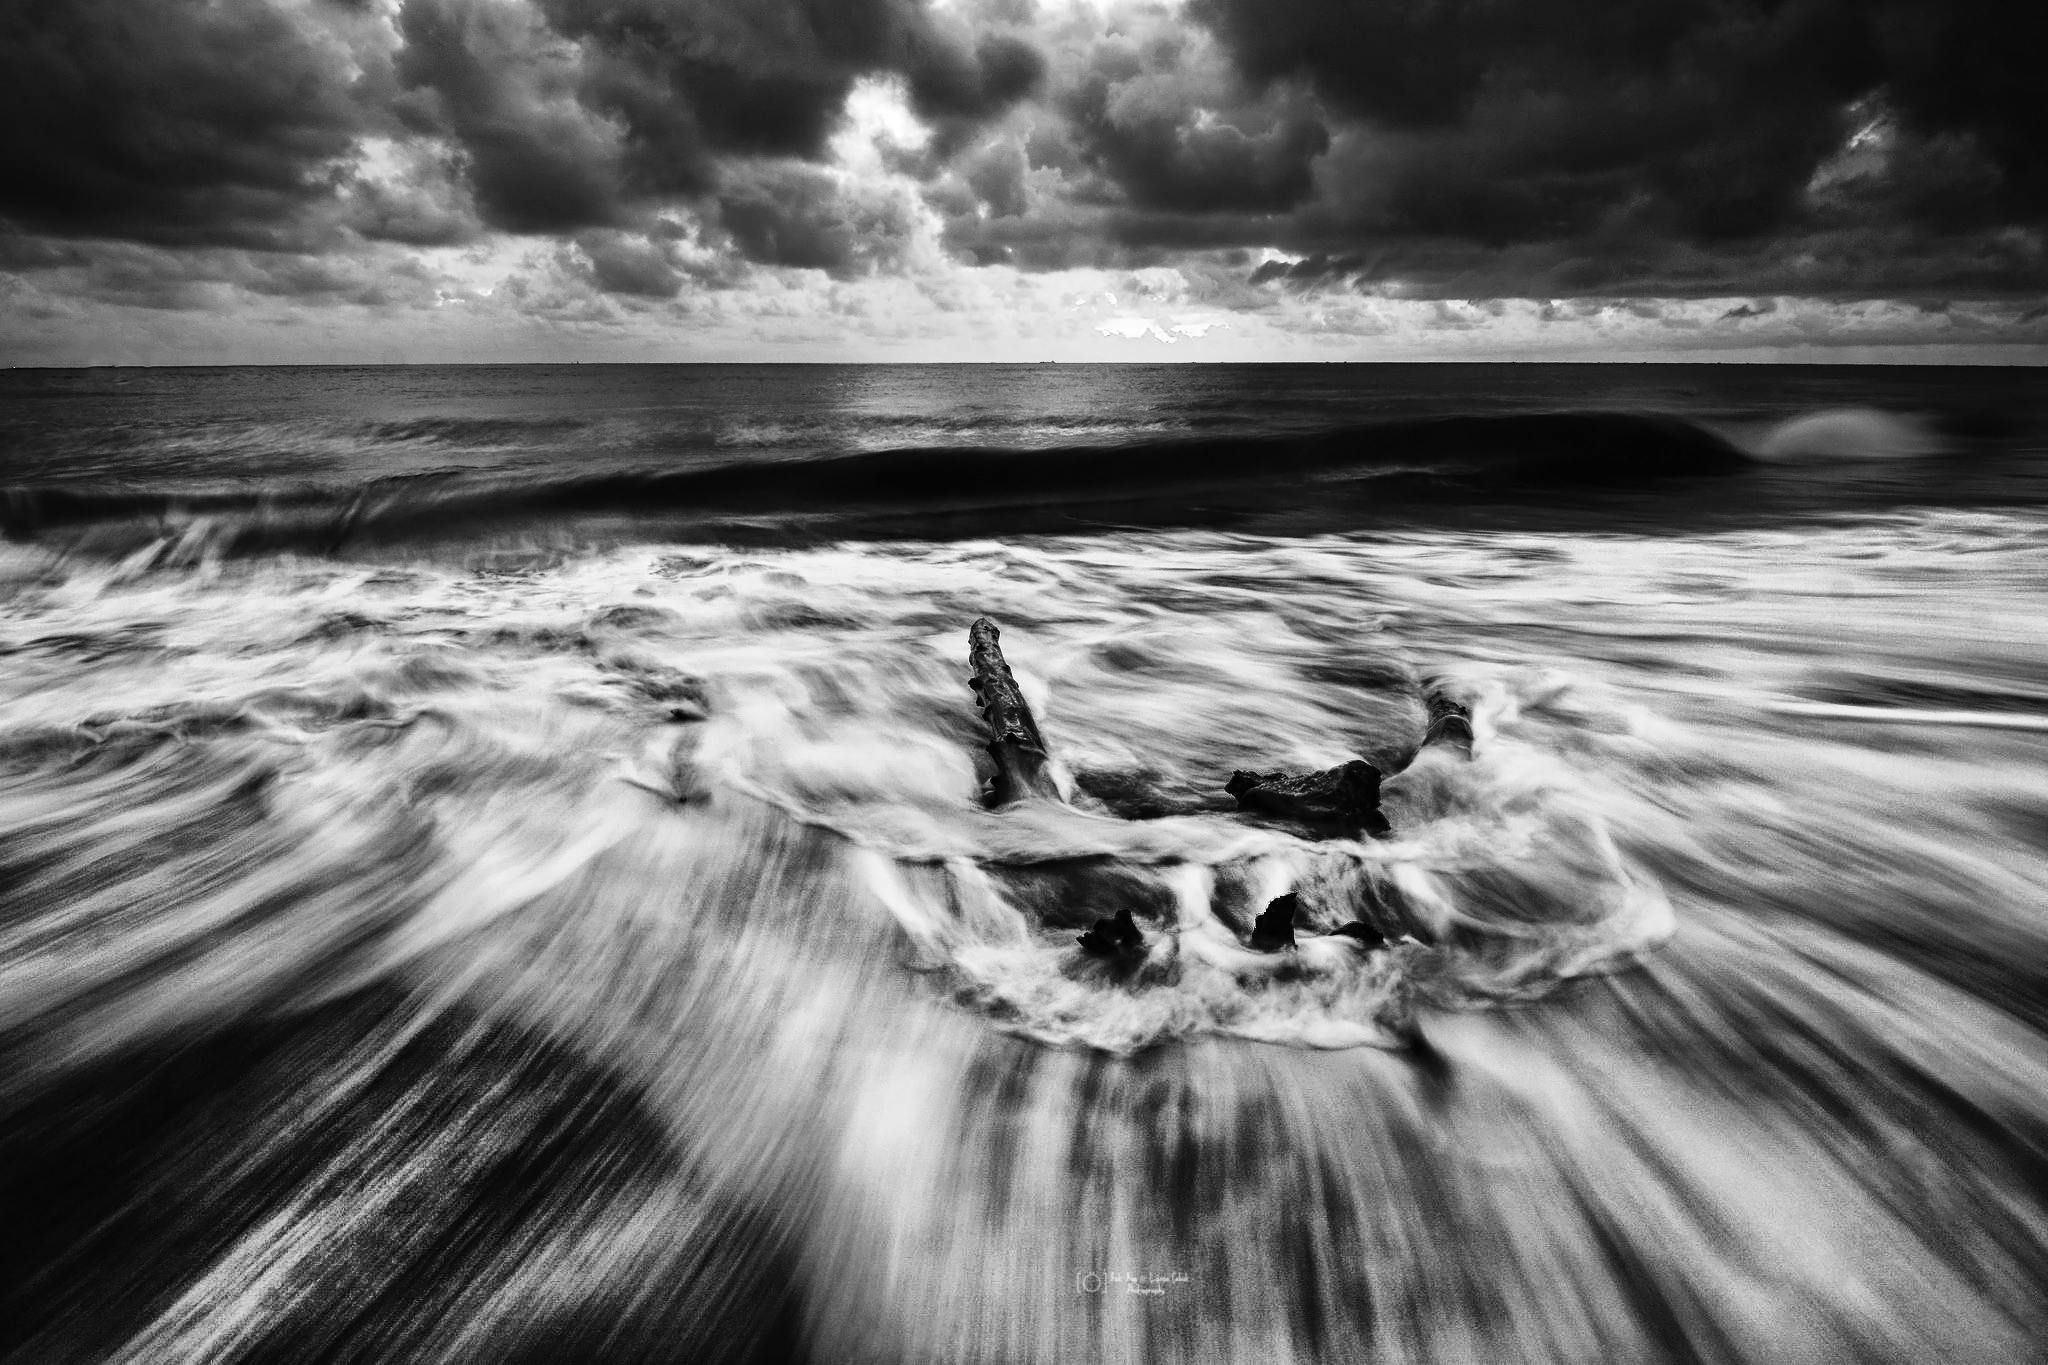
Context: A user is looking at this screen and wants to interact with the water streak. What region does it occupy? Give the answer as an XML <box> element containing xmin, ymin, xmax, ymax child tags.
<box><xmin>4</xmin><ymin>499</ymin><xmax>2047</xmax><ymax>1360</ymax></box>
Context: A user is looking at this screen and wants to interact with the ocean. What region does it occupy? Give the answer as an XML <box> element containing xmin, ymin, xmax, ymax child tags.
<box><xmin>2</xmin><ymin>362</ymin><xmax>2046</xmax><ymax>1362</ymax></box>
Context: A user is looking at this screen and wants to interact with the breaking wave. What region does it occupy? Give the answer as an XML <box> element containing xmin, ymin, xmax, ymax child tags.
<box><xmin>0</xmin><ymin>410</ymin><xmax>1749</xmax><ymax>559</ymax></box>
<box><xmin>1749</xmin><ymin>407</ymin><xmax>1950</xmax><ymax>461</ymax></box>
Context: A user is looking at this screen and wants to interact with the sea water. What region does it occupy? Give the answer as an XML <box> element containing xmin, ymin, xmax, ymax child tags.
<box><xmin>1</xmin><ymin>363</ymin><xmax>2045</xmax><ymax>1363</ymax></box>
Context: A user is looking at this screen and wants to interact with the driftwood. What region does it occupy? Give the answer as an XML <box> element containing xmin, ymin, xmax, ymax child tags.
<box><xmin>1077</xmin><ymin>907</ymin><xmax>1145</xmax><ymax>958</ymax></box>
<box><xmin>968</xmin><ymin>617</ymin><xmax>1062</xmax><ymax>806</ymax></box>
<box><xmin>1422</xmin><ymin>682</ymin><xmax>1473</xmax><ymax>752</ymax></box>
<box><xmin>1249</xmin><ymin>893</ymin><xmax>1391</xmax><ymax>953</ymax></box>
<box><xmin>963</xmin><ymin>613</ymin><xmax>1430</xmax><ymax>981</ymax></box>
<box><xmin>1225</xmin><ymin>681</ymin><xmax>1464</xmax><ymax>839</ymax></box>
<box><xmin>1328</xmin><ymin>920</ymin><xmax>1389</xmax><ymax>948</ymax></box>
<box><xmin>1249</xmin><ymin>893</ymin><xmax>1298</xmax><ymax>951</ymax></box>
<box><xmin>1225</xmin><ymin>759</ymin><xmax>1388</xmax><ymax>836</ymax></box>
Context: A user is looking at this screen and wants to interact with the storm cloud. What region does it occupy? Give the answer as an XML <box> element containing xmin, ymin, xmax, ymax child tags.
<box><xmin>1187</xmin><ymin>0</ymin><xmax>2048</xmax><ymax>282</ymax></box>
<box><xmin>1</xmin><ymin>0</ymin><xmax>2043</xmax><ymax>353</ymax></box>
<box><xmin>2</xmin><ymin>0</ymin><xmax>1042</xmax><ymax>251</ymax></box>
<box><xmin>0</xmin><ymin>0</ymin><xmax>382</xmax><ymax>248</ymax></box>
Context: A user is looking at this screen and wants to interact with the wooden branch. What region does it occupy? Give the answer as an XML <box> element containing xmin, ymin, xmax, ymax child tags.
<box><xmin>967</xmin><ymin>617</ymin><xmax>1063</xmax><ymax>806</ymax></box>
<box><xmin>1421</xmin><ymin>681</ymin><xmax>1474</xmax><ymax>752</ymax></box>
<box><xmin>1249</xmin><ymin>893</ymin><xmax>1299</xmax><ymax>951</ymax></box>
<box><xmin>1077</xmin><ymin>907</ymin><xmax>1144</xmax><ymax>957</ymax></box>
<box><xmin>1225</xmin><ymin>759</ymin><xmax>1387</xmax><ymax>836</ymax></box>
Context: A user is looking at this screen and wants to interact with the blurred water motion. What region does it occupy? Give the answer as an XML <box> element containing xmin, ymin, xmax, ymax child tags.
<box><xmin>2</xmin><ymin>364</ymin><xmax>2047</xmax><ymax>1363</ymax></box>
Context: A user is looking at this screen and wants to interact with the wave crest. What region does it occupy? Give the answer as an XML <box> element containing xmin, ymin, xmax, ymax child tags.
<box><xmin>0</xmin><ymin>410</ymin><xmax>1749</xmax><ymax>559</ymax></box>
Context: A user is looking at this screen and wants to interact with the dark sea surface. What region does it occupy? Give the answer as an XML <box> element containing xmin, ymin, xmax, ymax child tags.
<box><xmin>2</xmin><ymin>363</ymin><xmax>2047</xmax><ymax>1362</ymax></box>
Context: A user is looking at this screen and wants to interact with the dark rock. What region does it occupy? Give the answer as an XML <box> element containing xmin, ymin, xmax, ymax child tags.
<box><xmin>1077</xmin><ymin>907</ymin><xmax>1145</xmax><ymax>958</ymax></box>
<box><xmin>1249</xmin><ymin>893</ymin><xmax>1298</xmax><ymax>952</ymax></box>
<box><xmin>968</xmin><ymin>617</ymin><xmax>1063</xmax><ymax>806</ymax></box>
<box><xmin>1328</xmin><ymin>920</ymin><xmax>1389</xmax><ymax>949</ymax></box>
<box><xmin>1225</xmin><ymin>759</ymin><xmax>1388</xmax><ymax>836</ymax></box>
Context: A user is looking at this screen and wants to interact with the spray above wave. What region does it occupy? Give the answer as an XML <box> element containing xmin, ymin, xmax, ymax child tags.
<box><xmin>1748</xmin><ymin>407</ymin><xmax>1953</xmax><ymax>462</ymax></box>
<box><xmin>0</xmin><ymin>410</ymin><xmax>1750</xmax><ymax>560</ymax></box>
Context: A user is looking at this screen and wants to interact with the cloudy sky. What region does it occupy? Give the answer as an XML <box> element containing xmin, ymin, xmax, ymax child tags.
<box><xmin>3</xmin><ymin>0</ymin><xmax>2044</xmax><ymax>364</ymax></box>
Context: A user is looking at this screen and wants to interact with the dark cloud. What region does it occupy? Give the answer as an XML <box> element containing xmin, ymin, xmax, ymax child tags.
<box><xmin>0</xmin><ymin>0</ymin><xmax>377</xmax><ymax>247</ymax></box>
<box><xmin>1249</xmin><ymin>254</ymin><xmax>1364</xmax><ymax>288</ymax></box>
<box><xmin>1192</xmin><ymin>0</ymin><xmax>1871</xmax><ymax>241</ymax></box>
<box><xmin>0</xmin><ymin>231</ymin><xmax>91</xmax><ymax>272</ymax></box>
<box><xmin>963</xmin><ymin>141</ymin><xmax>1032</xmax><ymax>220</ymax></box>
<box><xmin>559</xmin><ymin>220</ymin><xmax>748</xmax><ymax>298</ymax></box>
<box><xmin>940</xmin><ymin>206</ymin><xmax>1121</xmax><ymax>272</ymax></box>
<box><xmin>1230</xmin><ymin>225</ymin><xmax>2048</xmax><ymax>302</ymax></box>
<box><xmin>1048</xmin><ymin>15</ymin><xmax>1329</xmax><ymax>215</ymax></box>
<box><xmin>573</xmin><ymin>230</ymin><xmax>685</xmax><ymax>299</ymax></box>
<box><xmin>1</xmin><ymin>0</ymin><xmax>1044</xmax><ymax>257</ymax></box>
<box><xmin>928</xmin><ymin>9</ymin><xmax>1333</xmax><ymax>269</ymax></box>
<box><xmin>1803</xmin><ymin>95</ymin><xmax>2011</xmax><ymax>237</ymax></box>
<box><xmin>924</xmin><ymin>0</ymin><xmax>2042</xmax><ymax>302</ymax></box>
<box><xmin>1871</xmin><ymin>0</ymin><xmax>2048</xmax><ymax>217</ymax></box>
<box><xmin>394</xmin><ymin>0</ymin><xmax>632</xmax><ymax>233</ymax></box>
<box><xmin>1</xmin><ymin>0</ymin><xmax>2044</xmax><ymax>323</ymax></box>
<box><xmin>940</xmin><ymin>197</ymin><xmax>1289</xmax><ymax>274</ymax></box>
<box><xmin>715</xmin><ymin>162</ymin><xmax>926</xmax><ymax>279</ymax></box>
<box><xmin>0</xmin><ymin>239</ymin><xmax>451</xmax><ymax>314</ymax></box>
<box><xmin>341</xmin><ymin>147</ymin><xmax>481</xmax><ymax>248</ymax></box>
<box><xmin>907</xmin><ymin>32</ymin><xmax>1046</xmax><ymax>131</ymax></box>
<box><xmin>1069</xmin><ymin>88</ymin><xmax>1329</xmax><ymax>215</ymax></box>
<box><xmin>529</xmin><ymin>0</ymin><xmax>898</xmax><ymax>187</ymax></box>
<box><xmin>461</xmin><ymin>0</ymin><xmax>1044</xmax><ymax>231</ymax></box>
<box><xmin>1189</xmin><ymin>0</ymin><xmax>2048</xmax><ymax>255</ymax></box>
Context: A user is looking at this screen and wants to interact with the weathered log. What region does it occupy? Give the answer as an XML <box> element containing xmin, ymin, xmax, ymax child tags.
<box><xmin>1225</xmin><ymin>759</ymin><xmax>1388</xmax><ymax>836</ymax></box>
<box><xmin>1327</xmin><ymin>920</ymin><xmax>1389</xmax><ymax>949</ymax></box>
<box><xmin>968</xmin><ymin>617</ymin><xmax>1063</xmax><ymax>806</ymax></box>
<box><xmin>1077</xmin><ymin>907</ymin><xmax>1145</xmax><ymax>957</ymax></box>
<box><xmin>1421</xmin><ymin>681</ymin><xmax>1473</xmax><ymax>752</ymax></box>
